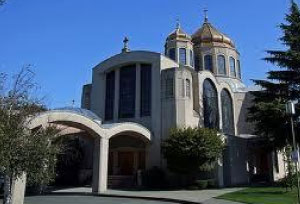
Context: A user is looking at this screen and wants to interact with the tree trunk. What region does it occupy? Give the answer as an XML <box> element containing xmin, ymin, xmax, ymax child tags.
<box><xmin>3</xmin><ymin>175</ymin><xmax>12</xmax><ymax>204</ymax></box>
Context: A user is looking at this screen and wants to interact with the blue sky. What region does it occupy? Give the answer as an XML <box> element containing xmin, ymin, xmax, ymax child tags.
<box><xmin>0</xmin><ymin>0</ymin><xmax>296</xmax><ymax>108</ymax></box>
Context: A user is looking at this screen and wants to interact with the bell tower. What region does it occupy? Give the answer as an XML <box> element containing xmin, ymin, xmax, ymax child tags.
<box><xmin>165</xmin><ymin>21</ymin><xmax>194</xmax><ymax>68</ymax></box>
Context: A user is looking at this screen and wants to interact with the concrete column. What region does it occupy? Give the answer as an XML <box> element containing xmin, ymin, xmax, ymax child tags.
<box><xmin>11</xmin><ymin>173</ymin><xmax>26</xmax><ymax>204</ymax></box>
<box><xmin>135</xmin><ymin>64</ymin><xmax>141</xmax><ymax>118</ymax></box>
<box><xmin>92</xmin><ymin>137</ymin><xmax>109</xmax><ymax>193</ymax></box>
<box><xmin>114</xmin><ymin>69</ymin><xmax>120</xmax><ymax>122</ymax></box>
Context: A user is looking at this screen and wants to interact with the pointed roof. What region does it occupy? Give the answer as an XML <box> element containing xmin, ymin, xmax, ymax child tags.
<box><xmin>166</xmin><ymin>22</ymin><xmax>192</xmax><ymax>42</ymax></box>
<box><xmin>192</xmin><ymin>21</ymin><xmax>235</xmax><ymax>48</ymax></box>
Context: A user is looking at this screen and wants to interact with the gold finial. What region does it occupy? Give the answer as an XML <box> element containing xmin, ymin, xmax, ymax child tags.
<box><xmin>122</xmin><ymin>36</ymin><xmax>130</xmax><ymax>53</ymax></box>
<box><xmin>204</xmin><ymin>8</ymin><xmax>208</xmax><ymax>22</ymax></box>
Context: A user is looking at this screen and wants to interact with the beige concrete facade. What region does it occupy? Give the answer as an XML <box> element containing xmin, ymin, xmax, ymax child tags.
<box><xmin>77</xmin><ymin>19</ymin><xmax>286</xmax><ymax>188</ymax></box>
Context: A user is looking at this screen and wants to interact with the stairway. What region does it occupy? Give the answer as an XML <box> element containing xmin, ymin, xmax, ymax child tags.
<box><xmin>108</xmin><ymin>175</ymin><xmax>135</xmax><ymax>189</ymax></box>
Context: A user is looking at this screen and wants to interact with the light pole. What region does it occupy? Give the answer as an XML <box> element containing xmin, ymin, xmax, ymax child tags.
<box><xmin>286</xmin><ymin>101</ymin><xmax>300</xmax><ymax>203</ymax></box>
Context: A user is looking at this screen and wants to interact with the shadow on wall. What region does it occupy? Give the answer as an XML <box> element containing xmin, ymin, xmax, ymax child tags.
<box><xmin>237</xmin><ymin>92</ymin><xmax>256</xmax><ymax>135</ymax></box>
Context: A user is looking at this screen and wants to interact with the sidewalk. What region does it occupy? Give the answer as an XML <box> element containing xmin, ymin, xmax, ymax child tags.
<box><xmin>53</xmin><ymin>187</ymin><xmax>244</xmax><ymax>204</ymax></box>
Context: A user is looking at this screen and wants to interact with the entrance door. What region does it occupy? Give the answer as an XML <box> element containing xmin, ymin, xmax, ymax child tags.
<box><xmin>118</xmin><ymin>152</ymin><xmax>134</xmax><ymax>175</ymax></box>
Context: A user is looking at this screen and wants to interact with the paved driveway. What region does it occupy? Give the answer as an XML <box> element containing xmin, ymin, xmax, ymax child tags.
<box><xmin>53</xmin><ymin>187</ymin><xmax>243</xmax><ymax>203</ymax></box>
<box><xmin>24</xmin><ymin>195</ymin><xmax>181</xmax><ymax>204</ymax></box>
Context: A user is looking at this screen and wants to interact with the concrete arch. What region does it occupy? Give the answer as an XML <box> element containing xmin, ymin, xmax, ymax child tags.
<box><xmin>28</xmin><ymin>110</ymin><xmax>151</xmax><ymax>141</ymax></box>
<box><xmin>27</xmin><ymin>109</ymin><xmax>151</xmax><ymax>193</ymax></box>
<box><xmin>28</xmin><ymin>110</ymin><xmax>107</xmax><ymax>138</ymax></box>
<box><xmin>102</xmin><ymin>122</ymin><xmax>151</xmax><ymax>141</ymax></box>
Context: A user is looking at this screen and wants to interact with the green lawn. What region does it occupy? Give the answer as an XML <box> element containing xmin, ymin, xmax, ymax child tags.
<box><xmin>218</xmin><ymin>187</ymin><xmax>298</xmax><ymax>204</ymax></box>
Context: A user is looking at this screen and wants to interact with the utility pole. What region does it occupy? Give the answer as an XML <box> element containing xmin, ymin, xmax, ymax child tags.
<box><xmin>286</xmin><ymin>101</ymin><xmax>300</xmax><ymax>203</ymax></box>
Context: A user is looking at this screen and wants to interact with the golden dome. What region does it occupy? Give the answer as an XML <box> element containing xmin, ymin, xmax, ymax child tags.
<box><xmin>167</xmin><ymin>23</ymin><xmax>192</xmax><ymax>42</ymax></box>
<box><xmin>192</xmin><ymin>21</ymin><xmax>235</xmax><ymax>48</ymax></box>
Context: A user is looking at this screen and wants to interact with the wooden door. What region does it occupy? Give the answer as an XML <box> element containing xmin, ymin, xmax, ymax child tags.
<box><xmin>118</xmin><ymin>152</ymin><xmax>134</xmax><ymax>175</ymax></box>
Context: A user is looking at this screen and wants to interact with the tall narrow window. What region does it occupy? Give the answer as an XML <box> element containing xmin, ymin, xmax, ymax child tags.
<box><xmin>203</xmin><ymin>79</ymin><xmax>219</xmax><ymax>129</ymax></box>
<box><xmin>179</xmin><ymin>48</ymin><xmax>186</xmax><ymax>65</ymax></box>
<box><xmin>230</xmin><ymin>57</ymin><xmax>236</xmax><ymax>77</ymax></box>
<box><xmin>186</xmin><ymin>79</ymin><xmax>191</xmax><ymax>98</ymax></box>
<box><xmin>204</xmin><ymin>55</ymin><xmax>213</xmax><ymax>71</ymax></box>
<box><xmin>166</xmin><ymin>75</ymin><xmax>174</xmax><ymax>97</ymax></box>
<box><xmin>190</xmin><ymin>50</ymin><xmax>194</xmax><ymax>67</ymax></box>
<box><xmin>140</xmin><ymin>64</ymin><xmax>152</xmax><ymax>117</ymax></box>
<box><xmin>169</xmin><ymin>48</ymin><xmax>176</xmax><ymax>61</ymax></box>
<box><xmin>237</xmin><ymin>60</ymin><xmax>241</xmax><ymax>79</ymax></box>
<box><xmin>105</xmin><ymin>71</ymin><xmax>115</xmax><ymax>120</ymax></box>
<box><xmin>119</xmin><ymin>65</ymin><xmax>136</xmax><ymax>118</ymax></box>
<box><xmin>195</xmin><ymin>55</ymin><xmax>200</xmax><ymax>71</ymax></box>
<box><xmin>221</xmin><ymin>89</ymin><xmax>234</xmax><ymax>135</ymax></box>
<box><xmin>218</xmin><ymin>55</ymin><xmax>226</xmax><ymax>75</ymax></box>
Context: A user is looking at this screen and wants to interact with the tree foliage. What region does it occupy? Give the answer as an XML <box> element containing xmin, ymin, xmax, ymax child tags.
<box><xmin>0</xmin><ymin>67</ymin><xmax>61</xmax><ymax>204</ymax></box>
<box><xmin>162</xmin><ymin>127</ymin><xmax>224</xmax><ymax>174</ymax></box>
<box><xmin>248</xmin><ymin>1</ymin><xmax>300</xmax><ymax>149</ymax></box>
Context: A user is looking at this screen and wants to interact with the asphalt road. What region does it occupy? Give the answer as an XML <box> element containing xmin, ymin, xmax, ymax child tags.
<box><xmin>23</xmin><ymin>195</ymin><xmax>182</xmax><ymax>204</ymax></box>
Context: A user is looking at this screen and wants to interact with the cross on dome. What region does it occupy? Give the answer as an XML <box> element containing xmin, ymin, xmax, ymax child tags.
<box><xmin>204</xmin><ymin>8</ymin><xmax>208</xmax><ymax>22</ymax></box>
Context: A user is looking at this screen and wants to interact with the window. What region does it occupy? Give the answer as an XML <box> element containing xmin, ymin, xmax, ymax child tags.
<box><xmin>105</xmin><ymin>71</ymin><xmax>115</xmax><ymax>120</ymax></box>
<box><xmin>221</xmin><ymin>89</ymin><xmax>234</xmax><ymax>135</ymax></box>
<box><xmin>140</xmin><ymin>64</ymin><xmax>152</xmax><ymax>117</ymax></box>
<box><xmin>186</xmin><ymin>79</ymin><xmax>191</xmax><ymax>98</ymax></box>
<box><xmin>166</xmin><ymin>75</ymin><xmax>174</xmax><ymax>97</ymax></box>
<box><xmin>217</xmin><ymin>55</ymin><xmax>226</xmax><ymax>75</ymax></box>
<box><xmin>237</xmin><ymin>60</ymin><xmax>241</xmax><ymax>79</ymax></box>
<box><xmin>190</xmin><ymin>50</ymin><xmax>194</xmax><ymax>67</ymax></box>
<box><xmin>204</xmin><ymin>55</ymin><xmax>213</xmax><ymax>71</ymax></box>
<box><xmin>230</xmin><ymin>57</ymin><xmax>236</xmax><ymax>77</ymax></box>
<box><xmin>119</xmin><ymin>65</ymin><xmax>136</xmax><ymax>118</ymax></box>
<box><xmin>179</xmin><ymin>48</ymin><xmax>186</xmax><ymax>65</ymax></box>
<box><xmin>169</xmin><ymin>48</ymin><xmax>176</xmax><ymax>61</ymax></box>
<box><xmin>203</xmin><ymin>79</ymin><xmax>219</xmax><ymax>129</ymax></box>
<box><xmin>195</xmin><ymin>55</ymin><xmax>201</xmax><ymax>71</ymax></box>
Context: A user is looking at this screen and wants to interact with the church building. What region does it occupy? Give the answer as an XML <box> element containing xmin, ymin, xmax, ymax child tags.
<box><xmin>77</xmin><ymin>15</ymin><xmax>286</xmax><ymax>189</ymax></box>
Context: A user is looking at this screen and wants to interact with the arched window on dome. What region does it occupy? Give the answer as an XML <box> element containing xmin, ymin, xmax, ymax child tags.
<box><xmin>186</xmin><ymin>79</ymin><xmax>191</xmax><ymax>98</ymax></box>
<box><xmin>221</xmin><ymin>89</ymin><xmax>234</xmax><ymax>135</ymax></box>
<box><xmin>217</xmin><ymin>55</ymin><xmax>226</xmax><ymax>75</ymax></box>
<box><xmin>179</xmin><ymin>48</ymin><xmax>186</xmax><ymax>65</ymax></box>
<box><xmin>203</xmin><ymin>79</ymin><xmax>219</xmax><ymax>129</ymax></box>
<box><xmin>204</xmin><ymin>55</ymin><xmax>213</xmax><ymax>72</ymax></box>
<box><xmin>190</xmin><ymin>50</ymin><xmax>194</xmax><ymax>67</ymax></box>
<box><xmin>237</xmin><ymin>60</ymin><xmax>241</xmax><ymax>79</ymax></box>
<box><xmin>230</xmin><ymin>57</ymin><xmax>236</xmax><ymax>77</ymax></box>
<box><xmin>169</xmin><ymin>48</ymin><xmax>176</xmax><ymax>61</ymax></box>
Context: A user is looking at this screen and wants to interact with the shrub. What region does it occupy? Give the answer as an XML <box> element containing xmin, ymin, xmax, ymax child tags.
<box><xmin>143</xmin><ymin>167</ymin><xmax>166</xmax><ymax>189</ymax></box>
<box><xmin>207</xmin><ymin>179</ymin><xmax>216</xmax><ymax>188</ymax></box>
<box><xmin>162</xmin><ymin>127</ymin><xmax>224</xmax><ymax>175</ymax></box>
<box><xmin>196</xmin><ymin>180</ymin><xmax>208</xmax><ymax>189</ymax></box>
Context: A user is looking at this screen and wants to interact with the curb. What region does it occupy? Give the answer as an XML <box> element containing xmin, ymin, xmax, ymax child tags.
<box><xmin>46</xmin><ymin>191</ymin><xmax>202</xmax><ymax>204</ymax></box>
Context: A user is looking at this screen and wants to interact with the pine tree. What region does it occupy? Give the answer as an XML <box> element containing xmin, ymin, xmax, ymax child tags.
<box><xmin>248</xmin><ymin>1</ymin><xmax>300</xmax><ymax>149</ymax></box>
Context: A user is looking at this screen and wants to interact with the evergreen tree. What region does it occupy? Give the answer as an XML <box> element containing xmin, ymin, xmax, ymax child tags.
<box><xmin>248</xmin><ymin>1</ymin><xmax>300</xmax><ymax>149</ymax></box>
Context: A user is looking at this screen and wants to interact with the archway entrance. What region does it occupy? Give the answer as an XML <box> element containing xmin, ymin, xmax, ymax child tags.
<box><xmin>28</xmin><ymin>108</ymin><xmax>151</xmax><ymax>193</ymax></box>
<box><xmin>108</xmin><ymin>133</ymin><xmax>148</xmax><ymax>188</ymax></box>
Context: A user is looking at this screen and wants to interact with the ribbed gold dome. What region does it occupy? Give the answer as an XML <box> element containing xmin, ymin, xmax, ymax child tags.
<box><xmin>167</xmin><ymin>26</ymin><xmax>192</xmax><ymax>42</ymax></box>
<box><xmin>192</xmin><ymin>21</ymin><xmax>235</xmax><ymax>48</ymax></box>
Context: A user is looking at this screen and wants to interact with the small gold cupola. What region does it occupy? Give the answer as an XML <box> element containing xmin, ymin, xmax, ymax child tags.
<box><xmin>165</xmin><ymin>20</ymin><xmax>194</xmax><ymax>68</ymax></box>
